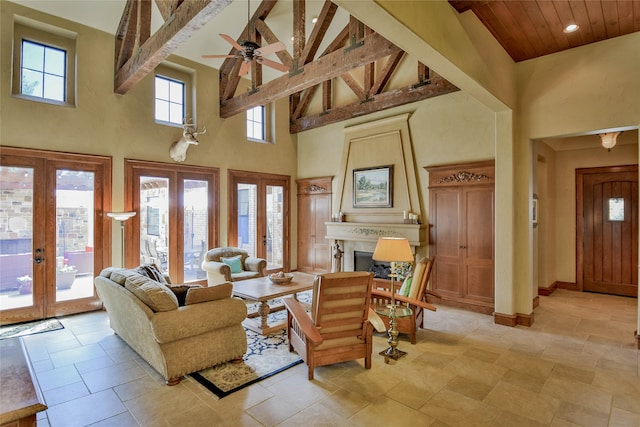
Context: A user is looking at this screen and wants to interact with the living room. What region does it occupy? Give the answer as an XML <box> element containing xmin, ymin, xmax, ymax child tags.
<box><xmin>0</xmin><ymin>0</ymin><xmax>639</xmax><ymax>425</ymax></box>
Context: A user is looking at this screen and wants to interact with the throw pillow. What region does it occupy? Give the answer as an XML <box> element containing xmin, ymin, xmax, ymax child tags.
<box><xmin>408</xmin><ymin>260</ymin><xmax>425</xmax><ymax>300</ymax></box>
<box><xmin>125</xmin><ymin>275</ymin><xmax>178</xmax><ymax>312</ymax></box>
<box><xmin>185</xmin><ymin>283</ymin><xmax>233</xmax><ymax>305</ymax></box>
<box><xmin>399</xmin><ymin>276</ymin><xmax>412</xmax><ymax>297</ymax></box>
<box><xmin>221</xmin><ymin>255</ymin><xmax>243</xmax><ymax>274</ymax></box>
<box><xmin>135</xmin><ymin>263</ymin><xmax>168</xmax><ymax>284</ymax></box>
<box><xmin>168</xmin><ymin>284</ymin><xmax>202</xmax><ymax>306</ymax></box>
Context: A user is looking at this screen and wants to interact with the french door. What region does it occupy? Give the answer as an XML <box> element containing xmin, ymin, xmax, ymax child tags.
<box><xmin>0</xmin><ymin>148</ymin><xmax>110</xmax><ymax>324</ymax></box>
<box><xmin>125</xmin><ymin>160</ymin><xmax>219</xmax><ymax>284</ymax></box>
<box><xmin>228</xmin><ymin>170</ymin><xmax>290</xmax><ymax>272</ymax></box>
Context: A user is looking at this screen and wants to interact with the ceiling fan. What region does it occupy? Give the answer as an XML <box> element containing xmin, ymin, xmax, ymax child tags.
<box><xmin>201</xmin><ymin>0</ymin><xmax>289</xmax><ymax>76</ymax></box>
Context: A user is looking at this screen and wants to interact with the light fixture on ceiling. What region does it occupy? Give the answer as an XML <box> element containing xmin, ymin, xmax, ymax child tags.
<box><xmin>563</xmin><ymin>24</ymin><xmax>579</xmax><ymax>33</ymax></box>
<box><xmin>311</xmin><ymin>16</ymin><xmax>318</xmax><ymax>24</ymax></box>
<box><xmin>599</xmin><ymin>132</ymin><xmax>621</xmax><ymax>151</ymax></box>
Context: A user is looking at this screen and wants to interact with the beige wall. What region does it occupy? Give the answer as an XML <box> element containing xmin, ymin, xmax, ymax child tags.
<box><xmin>0</xmin><ymin>2</ymin><xmax>299</xmax><ymax>267</ymax></box>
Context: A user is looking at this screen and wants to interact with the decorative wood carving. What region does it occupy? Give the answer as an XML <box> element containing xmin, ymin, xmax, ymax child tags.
<box><xmin>427</xmin><ymin>160</ymin><xmax>495</xmax><ymax>188</ymax></box>
<box><xmin>303</xmin><ymin>184</ymin><xmax>328</xmax><ymax>193</ymax></box>
<box><xmin>439</xmin><ymin>171</ymin><xmax>490</xmax><ymax>184</ymax></box>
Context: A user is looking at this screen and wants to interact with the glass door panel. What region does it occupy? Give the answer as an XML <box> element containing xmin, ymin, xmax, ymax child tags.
<box><xmin>0</xmin><ymin>166</ymin><xmax>35</xmax><ymax>311</ymax></box>
<box><xmin>139</xmin><ymin>177</ymin><xmax>169</xmax><ymax>272</ymax></box>
<box><xmin>183</xmin><ymin>179</ymin><xmax>208</xmax><ymax>281</ymax></box>
<box><xmin>265</xmin><ymin>185</ymin><xmax>284</xmax><ymax>270</ymax></box>
<box><xmin>55</xmin><ymin>170</ymin><xmax>95</xmax><ymax>302</ymax></box>
<box><xmin>237</xmin><ymin>183</ymin><xmax>257</xmax><ymax>256</ymax></box>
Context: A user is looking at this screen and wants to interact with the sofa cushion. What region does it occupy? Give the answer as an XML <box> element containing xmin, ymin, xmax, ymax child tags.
<box><xmin>221</xmin><ymin>255</ymin><xmax>243</xmax><ymax>274</ymax></box>
<box><xmin>168</xmin><ymin>284</ymin><xmax>202</xmax><ymax>306</ymax></box>
<box><xmin>125</xmin><ymin>275</ymin><xmax>178</xmax><ymax>312</ymax></box>
<box><xmin>185</xmin><ymin>283</ymin><xmax>233</xmax><ymax>305</ymax></box>
<box><xmin>109</xmin><ymin>269</ymin><xmax>142</xmax><ymax>286</ymax></box>
<box><xmin>135</xmin><ymin>263</ymin><xmax>168</xmax><ymax>284</ymax></box>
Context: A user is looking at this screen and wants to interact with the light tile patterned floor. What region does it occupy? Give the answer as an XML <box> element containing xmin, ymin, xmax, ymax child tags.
<box><xmin>19</xmin><ymin>289</ymin><xmax>640</xmax><ymax>426</ymax></box>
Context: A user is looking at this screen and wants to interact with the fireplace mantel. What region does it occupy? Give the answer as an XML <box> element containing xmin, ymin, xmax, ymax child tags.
<box><xmin>325</xmin><ymin>222</ymin><xmax>427</xmax><ymax>247</ymax></box>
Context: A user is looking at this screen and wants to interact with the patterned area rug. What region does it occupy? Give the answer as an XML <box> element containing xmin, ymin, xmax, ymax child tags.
<box><xmin>0</xmin><ymin>318</ymin><xmax>64</xmax><ymax>340</ymax></box>
<box><xmin>190</xmin><ymin>291</ymin><xmax>312</xmax><ymax>398</ymax></box>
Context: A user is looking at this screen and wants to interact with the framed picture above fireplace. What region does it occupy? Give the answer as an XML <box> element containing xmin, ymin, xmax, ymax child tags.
<box><xmin>353</xmin><ymin>165</ymin><xmax>393</xmax><ymax>208</ymax></box>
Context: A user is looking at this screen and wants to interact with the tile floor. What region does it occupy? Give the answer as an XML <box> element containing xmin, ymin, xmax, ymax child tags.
<box><xmin>18</xmin><ymin>289</ymin><xmax>640</xmax><ymax>426</ymax></box>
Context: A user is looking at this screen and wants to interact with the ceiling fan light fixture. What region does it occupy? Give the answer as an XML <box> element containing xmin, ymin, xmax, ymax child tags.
<box><xmin>563</xmin><ymin>24</ymin><xmax>579</xmax><ymax>33</ymax></box>
<box><xmin>599</xmin><ymin>131</ymin><xmax>621</xmax><ymax>151</ymax></box>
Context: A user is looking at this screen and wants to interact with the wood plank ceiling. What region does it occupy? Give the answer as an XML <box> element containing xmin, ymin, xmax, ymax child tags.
<box><xmin>449</xmin><ymin>0</ymin><xmax>640</xmax><ymax>62</ymax></box>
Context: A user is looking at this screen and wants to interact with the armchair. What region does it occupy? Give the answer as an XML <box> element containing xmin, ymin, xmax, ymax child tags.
<box><xmin>201</xmin><ymin>247</ymin><xmax>266</xmax><ymax>286</ymax></box>
<box><xmin>371</xmin><ymin>257</ymin><xmax>437</xmax><ymax>344</ymax></box>
<box><xmin>283</xmin><ymin>271</ymin><xmax>376</xmax><ymax>380</ymax></box>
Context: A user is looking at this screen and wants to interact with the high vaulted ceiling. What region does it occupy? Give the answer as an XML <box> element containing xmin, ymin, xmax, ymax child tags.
<box><xmin>449</xmin><ymin>0</ymin><xmax>640</xmax><ymax>62</ymax></box>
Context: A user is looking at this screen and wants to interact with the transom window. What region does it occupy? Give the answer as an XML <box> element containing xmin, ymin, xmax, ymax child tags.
<box><xmin>21</xmin><ymin>40</ymin><xmax>66</xmax><ymax>102</ymax></box>
<box><xmin>247</xmin><ymin>105</ymin><xmax>266</xmax><ymax>141</ymax></box>
<box><xmin>155</xmin><ymin>75</ymin><xmax>185</xmax><ymax>125</ymax></box>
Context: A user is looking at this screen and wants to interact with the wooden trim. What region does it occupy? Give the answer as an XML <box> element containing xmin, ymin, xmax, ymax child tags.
<box><xmin>426</xmin><ymin>159</ymin><xmax>495</xmax><ymax>188</ymax></box>
<box><xmin>556</xmin><ymin>281</ymin><xmax>579</xmax><ymax>291</ymax></box>
<box><xmin>533</xmin><ymin>295</ymin><xmax>540</xmax><ymax>308</ymax></box>
<box><xmin>296</xmin><ymin>176</ymin><xmax>333</xmax><ymax>195</ymax></box>
<box><xmin>494</xmin><ymin>311</ymin><xmax>534</xmax><ymax>327</ymax></box>
<box><xmin>538</xmin><ymin>281</ymin><xmax>558</xmax><ymax>296</ymax></box>
<box><xmin>635</xmin><ymin>330</ymin><xmax>639</xmax><ymax>350</ymax></box>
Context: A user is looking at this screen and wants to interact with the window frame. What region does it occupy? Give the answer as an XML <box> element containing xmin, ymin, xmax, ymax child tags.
<box><xmin>247</xmin><ymin>104</ymin><xmax>273</xmax><ymax>143</ymax></box>
<box><xmin>154</xmin><ymin>63</ymin><xmax>193</xmax><ymax>128</ymax></box>
<box><xmin>12</xmin><ymin>20</ymin><xmax>77</xmax><ymax>107</ymax></box>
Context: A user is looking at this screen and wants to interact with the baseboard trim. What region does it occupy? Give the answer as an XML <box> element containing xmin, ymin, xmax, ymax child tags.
<box><xmin>494</xmin><ymin>311</ymin><xmax>535</xmax><ymax>327</ymax></box>
<box><xmin>635</xmin><ymin>330</ymin><xmax>639</xmax><ymax>350</ymax></box>
<box><xmin>533</xmin><ymin>296</ymin><xmax>539</xmax><ymax>308</ymax></box>
<box><xmin>556</xmin><ymin>281</ymin><xmax>579</xmax><ymax>291</ymax></box>
<box><xmin>538</xmin><ymin>282</ymin><xmax>558</xmax><ymax>296</ymax></box>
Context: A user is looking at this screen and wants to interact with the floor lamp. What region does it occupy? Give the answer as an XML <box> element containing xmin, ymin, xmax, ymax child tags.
<box><xmin>372</xmin><ymin>237</ymin><xmax>415</xmax><ymax>361</ymax></box>
<box><xmin>106</xmin><ymin>212</ymin><xmax>136</xmax><ymax>267</ymax></box>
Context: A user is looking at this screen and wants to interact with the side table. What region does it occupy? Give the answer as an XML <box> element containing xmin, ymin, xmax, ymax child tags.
<box><xmin>374</xmin><ymin>303</ymin><xmax>412</xmax><ymax>363</ymax></box>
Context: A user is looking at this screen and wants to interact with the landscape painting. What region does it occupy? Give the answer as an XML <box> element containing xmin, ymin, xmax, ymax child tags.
<box><xmin>353</xmin><ymin>165</ymin><xmax>393</xmax><ymax>208</ymax></box>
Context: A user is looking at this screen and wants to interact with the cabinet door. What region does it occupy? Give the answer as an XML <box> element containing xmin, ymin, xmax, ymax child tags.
<box><xmin>431</xmin><ymin>188</ymin><xmax>463</xmax><ymax>297</ymax></box>
<box><xmin>463</xmin><ymin>187</ymin><xmax>494</xmax><ymax>304</ymax></box>
<box><xmin>297</xmin><ymin>193</ymin><xmax>331</xmax><ymax>273</ymax></box>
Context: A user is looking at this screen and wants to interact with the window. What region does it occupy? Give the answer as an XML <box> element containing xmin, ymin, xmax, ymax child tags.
<box><xmin>21</xmin><ymin>40</ymin><xmax>66</xmax><ymax>101</ymax></box>
<box><xmin>247</xmin><ymin>105</ymin><xmax>266</xmax><ymax>141</ymax></box>
<box><xmin>154</xmin><ymin>63</ymin><xmax>193</xmax><ymax>127</ymax></box>
<box><xmin>12</xmin><ymin>19</ymin><xmax>76</xmax><ymax>106</ymax></box>
<box><xmin>155</xmin><ymin>75</ymin><xmax>185</xmax><ymax>125</ymax></box>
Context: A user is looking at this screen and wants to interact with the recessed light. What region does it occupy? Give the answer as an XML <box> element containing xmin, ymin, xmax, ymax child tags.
<box><xmin>311</xmin><ymin>16</ymin><xmax>318</xmax><ymax>24</ymax></box>
<box><xmin>290</xmin><ymin>35</ymin><xmax>295</xmax><ymax>41</ymax></box>
<box><xmin>563</xmin><ymin>24</ymin><xmax>579</xmax><ymax>33</ymax></box>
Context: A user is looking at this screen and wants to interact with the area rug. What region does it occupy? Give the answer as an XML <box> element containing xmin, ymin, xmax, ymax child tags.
<box><xmin>190</xmin><ymin>291</ymin><xmax>312</xmax><ymax>398</ymax></box>
<box><xmin>0</xmin><ymin>318</ymin><xmax>64</xmax><ymax>340</ymax></box>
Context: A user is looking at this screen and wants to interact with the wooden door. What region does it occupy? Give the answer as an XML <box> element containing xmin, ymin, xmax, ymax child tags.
<box><xmin>430</xmin><ymin>188</ymin><xmax>463</xmax><ymax>298</ymax></box>
<box><xmin>579</xmin><ymin>165</ymin><xmax>638</xmax><ymax>297</ymax></box>
<box><xmin>297</xmin><ymin>177</ymin><xmax>332</xmax><ymax>274</ymax></box>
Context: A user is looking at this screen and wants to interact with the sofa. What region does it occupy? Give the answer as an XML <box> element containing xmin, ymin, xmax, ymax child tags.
<box><xmin>201</xmin><ymin>247</ymin><xmax>266</xmax><ymax>286</ymax></box>
<box><xmin>95</xmin><ymin>266</ymin><xmax>247</xmax><ymax>385</ymax></box>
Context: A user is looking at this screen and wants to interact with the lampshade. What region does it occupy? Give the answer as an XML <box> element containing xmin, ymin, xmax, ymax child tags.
<box><xmin>372</xmin><ymin>237</ymin><xmax>414</xmax><ymax>263</ymax></box>
<box><xmin>599</xmin><ymin>132</ymin><xmax>621</xmax><ymax>150</ymax></box>
<box><xmin>106</xmin><ymin>212</ymin><xmax>136</xmax><ymax>221</ymax></box>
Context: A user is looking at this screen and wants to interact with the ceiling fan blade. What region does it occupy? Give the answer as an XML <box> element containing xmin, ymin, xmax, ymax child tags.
<box><xmin>257</xmin><ymin>57</ymin><xmax>290</xmax><ymax>73</ymax></box>
<box><xmin>219</xmin><ymin>33</ymin><xmax>244</xmax><ymax>52</ymax></box>
<box><xmin>255</xmin><ymin>41</ymin><xmax>286</xmax><ymax>56</ymax></box>
<box><xmin>238</xmin><ymin>61</ymin><xmax>251</xmax><ymax>76</ymax></box>
<box><xmin>201</xmin><ymin>54</ymin><xmax>238</xmax><ymax>59</ymax></box>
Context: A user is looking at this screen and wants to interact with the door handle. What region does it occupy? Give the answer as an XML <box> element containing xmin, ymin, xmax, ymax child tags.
<box><xmin>262</xmin><ymin>235</ymin><xmax>267</xmax><ymax>246</ymax></box>
<box><xmin>34</xmin><ymin>248</ymin><xmax>44</xmax><ymax>264</ymax></box>
<box><xmin>459</xmin><ymin>245</ymin><xmax>467</xmax><ymax>249</ymax></box>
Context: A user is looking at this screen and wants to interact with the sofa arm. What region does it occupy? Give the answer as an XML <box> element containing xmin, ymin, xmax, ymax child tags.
<box><xmin>244</xmin><ymin>257</ymin><xmax>266</xmax><ymax>275</ymax></box>
<box><xmin>151</xmin><ymin>298</ymin><xmax>247</xmax><ymax>343</ymax></box>
<box><xmin>201</xmin><ymin>260</ymin><xmax>231</xmax><ymax>286</ymax></box>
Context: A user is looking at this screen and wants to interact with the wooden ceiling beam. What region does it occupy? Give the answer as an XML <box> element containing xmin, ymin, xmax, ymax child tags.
<box><xmin>340</xmin><ymin>72</ymin><xmax>365</xmax><ymax>100</ymax></box>
<box><xmin>154</xmin><ymin>0</ymin><xmax>181</xmax><ymax>21</ymax></box>
<box><xmin>299</xmin><ymin>0</ymin><xmax>338</xmax><ymax>65</ymax></box>
<box><xmin>254</xmin><ymin>19</ymin><xmax>293</xmax><ymax>67</ymax></box>
<box><xmin>289</xmin><ymin>74</ymin><xmax>459</xmax><ymax>133</ymax></box>
<box><xmin>370</xmin><ymin>50</ymin><xmax>405</xmax><ymax>95</ymax></box>
<box><xmin>115</xmin><ymin>0</ymin><xmax>232</xmax><ymax>95</ymax></box>
<box><xmin>220</xmin><ymin>31</ymin><xmax>401</xmax><ymax>118</ymax></box>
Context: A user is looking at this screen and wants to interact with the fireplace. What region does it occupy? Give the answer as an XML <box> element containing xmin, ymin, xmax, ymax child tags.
<box><xmin>354</xmin><ymin>251</ymin><xmax>391</xmax><ymax>280</ymax></box>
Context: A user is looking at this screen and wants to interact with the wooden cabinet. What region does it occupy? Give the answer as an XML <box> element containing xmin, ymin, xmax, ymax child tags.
<box><xmin>426</xmin><ymin>161</ymin><xmax>495</xmax><ymax>314</ymax></box>
<box><xmin>297</xmin><ymin>177</ymin><xmax>332</xmax><ymax>274</ymax></box>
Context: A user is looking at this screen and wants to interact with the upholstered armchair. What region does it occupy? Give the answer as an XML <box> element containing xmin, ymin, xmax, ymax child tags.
<box><xmin>201</xmin><ymin>247</ymin><xmax>266</xmax><ymax>286</ymax></box>
<box><xmin>370</xmin><ymin>257</ymin><xmax>437</xmax><ymax>344</ymax></box>
<box><xmin>283</xmin><ymin>271</ymin><xmax>378</xmax><ymax>380</ymax></box>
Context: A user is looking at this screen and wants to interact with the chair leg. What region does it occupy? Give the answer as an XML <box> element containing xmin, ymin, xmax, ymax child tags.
<box><xmin>308</xmin><ymin>364</ymin><xmax>314</xmax><ymax>380</ymax></box>
<box><xmin>166</xmin><ymin>377</ymin><xmax>181</xmax><ymax>386</ymax></box>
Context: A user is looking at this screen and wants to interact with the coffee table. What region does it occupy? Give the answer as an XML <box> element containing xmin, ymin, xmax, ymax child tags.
<box><xmin>232</xmin><ymin>272</ymin><xmax>314</xmax><ymax>335</ymax></box>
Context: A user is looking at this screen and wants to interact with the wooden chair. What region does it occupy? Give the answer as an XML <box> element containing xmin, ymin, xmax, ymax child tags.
<box><xmin>371</xmin><ymin>257</ymin><xmax>437</xmax><ymax>344</ymax></box>
<box><xmin>283</xmin><ymin>271</ymin><xmax>375</xmax><ymax>380</ymax></box>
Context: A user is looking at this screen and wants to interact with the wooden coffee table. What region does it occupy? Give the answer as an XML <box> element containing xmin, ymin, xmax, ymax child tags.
<box><xmin>232</xmin><ymin>272</ymin><xmax>314</xmax><ymax>335</ymax></box>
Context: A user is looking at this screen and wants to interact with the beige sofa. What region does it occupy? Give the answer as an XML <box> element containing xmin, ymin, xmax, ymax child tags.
<box><xmin>201</xmin><ymin>247</ymin><xmax>266</xmax><ymax>285</ymax></box>
<box><xmin>95</xmin><ymin>267</ymin><xmax>247</xmax><ymax>385</ymax></box>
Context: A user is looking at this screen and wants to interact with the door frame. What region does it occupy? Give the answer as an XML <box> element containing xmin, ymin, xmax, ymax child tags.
<box><xmin>228</xmin><ymin>169</ymin><xmax>291</xmax><ymax>272</ymax></box>
<box><xmin>0</xmin><ymin>147</ymin><xmax>111</xmax><ymax>324</ymax></box>
<box><xmin>576</xmin><ymin>164</ymin><xmax>638</xmax><ymax>292</ymax></box>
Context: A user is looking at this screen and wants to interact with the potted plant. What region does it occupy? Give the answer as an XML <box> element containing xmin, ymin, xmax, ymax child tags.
<box><xmin>56</xmin><ymin>265</ymin><xmax>77</xmax><ymax>289</ymax></box>
<box><xmin>17</xmin><ymin>275</ymin><xmax>33</xmax><ymax>295</ymax></box>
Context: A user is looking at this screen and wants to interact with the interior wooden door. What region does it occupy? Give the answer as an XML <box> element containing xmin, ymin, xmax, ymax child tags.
<box><xmin>430</xmin><ymin>188</ymin><xmax>463</xmax><ymax>298</ymax></box>
<box><xmin>579</xmin><ymin>165</ymin><xmax>638</xmax><ymax>297</ymax></box>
